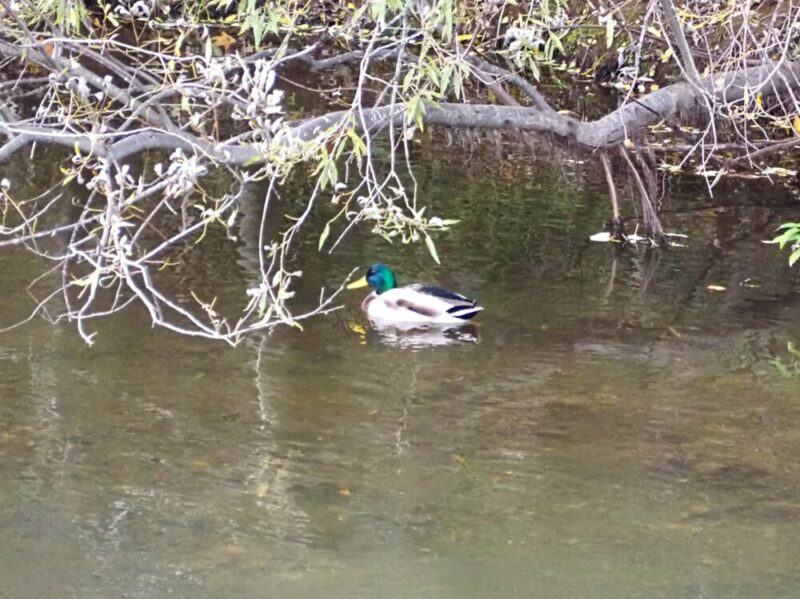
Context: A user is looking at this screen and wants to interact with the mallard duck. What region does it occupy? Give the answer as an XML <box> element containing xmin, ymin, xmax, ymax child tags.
<box><xmin>347</xmin><ymin>263</ymin><xmax>482</xmax><ymax>325</ymax></box>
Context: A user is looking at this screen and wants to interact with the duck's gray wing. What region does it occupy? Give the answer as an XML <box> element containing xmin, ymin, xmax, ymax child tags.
<box><xmin>409</xmin><ymin>284</ymin><xmax>482</xmax><ymax>319</ymax></box>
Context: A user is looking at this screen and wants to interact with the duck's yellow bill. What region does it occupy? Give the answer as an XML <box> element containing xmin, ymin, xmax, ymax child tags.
<box><xmin>347</xmin><ymin>276</ymin><xmax>369</xmax><ymax>290</ymax></box>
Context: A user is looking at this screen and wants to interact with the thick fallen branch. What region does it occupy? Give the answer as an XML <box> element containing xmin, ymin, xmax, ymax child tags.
<box><xmin>281</xmin><ymin>60</ymin><xmax>800</xmax><ymax>150</ymax></box>
<box><xmin>4</xmin><ymin>59</ymin><xmax>798</xmax><ymax>166</ymax></box>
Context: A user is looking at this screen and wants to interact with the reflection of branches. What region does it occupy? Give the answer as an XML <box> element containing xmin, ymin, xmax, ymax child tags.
<box><xmin>620</xmin><ymin>146</ymin><xmax>664</xmax><ymax>241</ymax></box>
<box><xmin>599</xmin><ymin>152</ymin><xmax>623</xmax><ymax>237</ymax></box>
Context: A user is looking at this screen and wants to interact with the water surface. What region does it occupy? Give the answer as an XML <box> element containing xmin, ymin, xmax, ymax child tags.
<box><xmin>1</xmin><ymin>141</ymin><xmax>800</xmax><ymax>598</ymax></box>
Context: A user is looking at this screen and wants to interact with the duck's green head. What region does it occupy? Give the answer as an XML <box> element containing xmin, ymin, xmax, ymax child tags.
<box><xmin>347</xmin><ymin>263</ymin><xmax>397</xmax><ymax>295</ymax></box>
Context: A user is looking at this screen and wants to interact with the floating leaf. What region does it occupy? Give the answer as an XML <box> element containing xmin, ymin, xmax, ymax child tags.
<box><xmin>211</xmin><ymin>31</ymin><xmax>237</xmax><ymax>51</ymax></box>
<box><xmin>763</xmin><ymin>166</ymin><xmax>797</xmax><ymax>177</ymax></box>
<box><xmin>707</xmin><ymin>284</ymin><xmax>726</xmax><ymax>291</ymax></box>
<box><xmin>348</xmin><ymin>321</ymin><xmax>366</xmax><ymax>335</ymax></box>
<box><xmin>590</xmin><ymin>231</ymin><xmax>613</xmax><ymax>242</ymax></box>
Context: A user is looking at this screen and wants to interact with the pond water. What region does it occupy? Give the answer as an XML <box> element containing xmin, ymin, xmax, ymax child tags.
<box><xmin>1</xmin><ymin>139</ymin><xmax>800</xmax><ymax>598</ymax></box>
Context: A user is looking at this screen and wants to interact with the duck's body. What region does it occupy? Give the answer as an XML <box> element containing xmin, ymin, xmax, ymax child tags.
<box><xmin>348</xmin><ymin>264</ymin><xmax>482</xmax><ymax>326</ymax></box>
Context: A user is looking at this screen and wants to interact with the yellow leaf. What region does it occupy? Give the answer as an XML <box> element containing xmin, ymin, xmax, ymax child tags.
<box><xmin>338</xmin><ymin>487</ymin><xmax>351</xmax><ymax>496</ymax></box>
<box><xmin>792</xmin><ymin>115</ymin><xmax>800</xmax><ymax>135</ymax></box>
<box><xmin>255</xmin><ymin>482</ymin><xmax>269</xmax><ymax>497</ymax></box>
<box><xmin>211</xmin><ymin>31</ymin><xmax>236</xmax><ymax>51</ymax></box>
<box><xmin>456</xmin><ymin>33</ymin><xmax>473</xmax><ymax>42</ymax></box>
<box><xmin>348</xmin><ymin>321</ymin><xmax>366</xmax><ymax>336</ymax></box>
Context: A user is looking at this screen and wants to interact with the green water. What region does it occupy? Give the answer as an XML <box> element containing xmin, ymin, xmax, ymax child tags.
<box><xmin>1</xmin><ymin>142</ymin><xmax>800</xmax><ymax>598</ymax></box>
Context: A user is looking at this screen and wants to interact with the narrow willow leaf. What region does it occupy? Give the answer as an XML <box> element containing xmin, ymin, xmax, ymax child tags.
<box><xmin>439</xmin><ymin>65</ymin><xmax>452</xmax><ymax>96</ymax></box>
<box><xmin>528</xmin><ymin>56</ymin><xmax>540</xmax><ymax>81</ymax></box>
<box><xmin>347</xmin><ymin>129</ymin><xmax>366</xmax><ymax>158</ymax></box>
<box><xmin>424</xmin><ymin>234</ymin><xmax>440</xmax><ymax>264</ymax></box>
<box><xmin>789</xmin><ymin>247</ymin><xmax>800</xmax><ymax>267</ymax></box>
<box><xmin>773</xmin><ymin>229</ymin><xmax>797</xmax><ymax>249</ymax></box>
<box><xmin>550</xmin><ymin>33</ymin><xmax>565</xmax><ymax>55</ymax></box>
<box><xmin>606</xmin><ymin>16</ymin><xmax>615</xmax><ymax>49</ymax></box>
<box><xmin>318</xmin><ymin>222</ymin><xmax>330</xmax><ymax>251</ymax></box>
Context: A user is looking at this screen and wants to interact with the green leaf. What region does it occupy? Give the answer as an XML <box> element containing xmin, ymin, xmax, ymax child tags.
<box><xmin>452</xmin><ymin>66</ymin><xmax>463</xmax><ymax>99</ymax></box>
<box><xmin>439</xmin><ymin>65</ymin><xmax>452</xmax><ymax>96</ymax></box>
<box><xmin>770</xmin><ymin>357</ymin><xmax>792</xmax><ymax>379</ymax></box>
<box><xmin>424</xmin><ymin>234</ymin><xmax>440</xmax><ymax>264</ymax></box>
<box><xmin>371</xmin><ymin>0</ymin><xmax>386</xmax><ymax>24</ymax></box>
<box><xmin>346</xmin><ymin>129</ymin><xmax>367</xmax><ymax>159</ymax></box>
<box><xmin>402</xmin><ymin>68</ymin><xmax>416</xmax><ymax>94</ymax></box>
<box><xmin>789</xmin><ymin>247</ymin><xmax>800</xmax><ymax>266</ymax></box>
<box><xmin>773</xmin><ymin>228</ymin><xmax>798</xmax><ymax>249</ymax></box>
<box><xmin>242</xmin><ymin>153</ymin><xmax>264</xmax><ymax>167</ymax></box>
<box><xmin>318</xmin><ymin>221</ymin><xmax>330</xmax><ymax>251</ymax></box>
<box><xmin>527</xmin><ymin>56</ymin><xmax>540</xmax><ymax>81</ymax></box>
<box><xmin>549</xmin><ymin>33</ymin><xmax>565</xmax><ymax>56</ymax></box>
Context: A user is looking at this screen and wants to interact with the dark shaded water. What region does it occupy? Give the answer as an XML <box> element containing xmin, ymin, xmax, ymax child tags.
<box><xmin>2</xmin><ymin>141</ymin><xmax>800</xmax><ymax>598</ymax></box>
